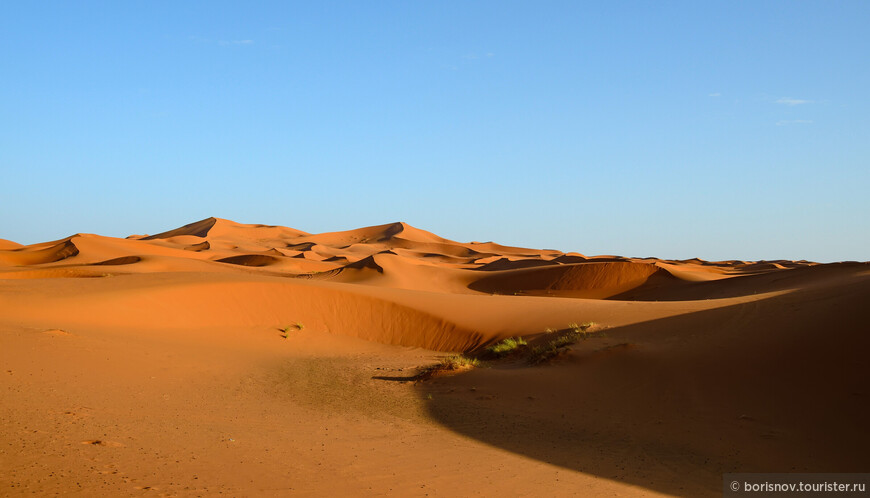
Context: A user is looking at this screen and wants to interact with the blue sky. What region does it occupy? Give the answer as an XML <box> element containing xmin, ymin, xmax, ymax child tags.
<box><xmin>1</xmin><ymin>1</ymin><xmax>867</xmax><ymax>261</ymax></box>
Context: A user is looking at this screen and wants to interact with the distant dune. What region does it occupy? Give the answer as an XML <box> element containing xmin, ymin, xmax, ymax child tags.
<box><xmin>1</xmin><ymin>217</ymin><xmax>867</xmax><ymax>496</ymax></box>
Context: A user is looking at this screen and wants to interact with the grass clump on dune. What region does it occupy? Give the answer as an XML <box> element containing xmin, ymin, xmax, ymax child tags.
<box><xmin>569</xmin><ymin>321</ymin><xmax>594</xmax><ymax>334</ymax></box>
<box><xmin>279</xmin><ymin>321</ymin><xmax>305</xmax><ymax>338</ymax></box>
<box><xmin>439</xmin><ymin>354</ymin><xmax>480</xmax><ymax>370</ymax></box>
<box><xmin>407</xmin><ymin>322</ymin><xmax>604</xmax><ymax>381</ymax></box>
<box><xmin>414</xmin><ymin>354</ymin><xmax>480</xmax><ymax>381</ymax></box>
<box><xmin>486</xmin><ymin>336</ymin><xmax>528</xmax><ymax>357</ymax></box>
<box><xmin>529</xmin><ymin>322</ymin><xmax>598</xmax><ymax>364</ymax></box>
<box><xmin>529</xmin><ymin>341</ymin><xmax>568</xmax><ymax>364</ymax></box>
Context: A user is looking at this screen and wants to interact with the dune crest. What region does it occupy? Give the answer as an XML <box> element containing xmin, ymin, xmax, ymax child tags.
<box><xmin>0</xmin><ymin>238</ymin><xmax>22</xmax><ymax>250</ymax></box>
<box><xmin>0</xmin><ymin>217</ymin><xmax>827</xmax><ymax>346</ymax></box>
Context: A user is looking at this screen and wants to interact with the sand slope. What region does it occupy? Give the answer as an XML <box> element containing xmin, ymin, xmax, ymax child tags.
<box><xmin>1</xmin><ymin>217</ymin><xmax>865</xmax><ymax>496</ymax></box>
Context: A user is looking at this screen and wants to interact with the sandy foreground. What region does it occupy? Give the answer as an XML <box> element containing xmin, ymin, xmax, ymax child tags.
<box><xmin>1</xmin><ymin>217</ymin><xmax>868</xmax><ymax>496</ymax></box>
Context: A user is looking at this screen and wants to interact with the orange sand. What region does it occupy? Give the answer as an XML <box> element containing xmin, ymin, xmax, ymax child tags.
<box><xmin>1</xmin><ymin>218</ymin><xmax>867</xmax><ymax>496</ymax></box>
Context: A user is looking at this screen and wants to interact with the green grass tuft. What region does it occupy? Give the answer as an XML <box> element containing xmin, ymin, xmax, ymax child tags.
<box><xmin>279</xmin><ymin>322</ymin><xmax>304</xmax><ymax>338</ymax></box>
<box><xmin>486</xmin><ymin>336</ymin><xmax>528</xmax><ymax>356</ymax></box>
<box><xmin>528</xmin><ymin>322</ymin><xmax>600</xmax><ymax>363</ymax></box>
<box><xmin>439</xmin><ymin>354</ymin><xmax>480</xmax><ymax>370</ymax></box>
<box><xmin>413</xmin><ymin>354</ymin><xmax>481</xmax><ymax>380</ymax></box>
<box><xmin>568</xmin><ymin>321</ymin><xmax>594</xmax><ymax>333</ymax></box>
<box><xmin>403</xmin><ymin>321</ymin><xmax>605</xmax><ymax>381</ymax></box>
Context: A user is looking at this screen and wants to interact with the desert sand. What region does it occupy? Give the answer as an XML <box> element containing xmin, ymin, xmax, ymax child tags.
<box><xmin>1</xmin><ymin>217</ymin><xmax>868</xmax><ymax>496</ymax></box>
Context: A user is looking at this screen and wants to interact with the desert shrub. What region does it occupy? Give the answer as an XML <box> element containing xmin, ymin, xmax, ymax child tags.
<box><xmin>439</xmin><ymin>354</ymin><xmax>480</xmax><ymax>370</ymax></box>
<box><xmin>412</xmin><ymin>354</ymin><xmax>480</xmax><ymax>381</ymax></box>
<box><xmin>528</xmin><ymin>343</ymin><xmax>564</xmax><ymax>364</ymax></box>
<box><xmin>569</xmin><ymin>321</ymin><xmax>594</xmax><ymax>333</ymax></box>
<box><xmin>486</xmin><ymin>336</ymin><xmax>528</xmax><ymax>357</ymax></box>
<box><xmin>528</xmin><ymin>322</ymin><xmax>600</xmax><ymax>364</ymax></box>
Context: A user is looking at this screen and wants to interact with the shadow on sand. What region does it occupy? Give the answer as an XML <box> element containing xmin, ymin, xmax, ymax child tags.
<box><xmin>412</xmin><ymin>272</ymin><xmax>870</xmax><ymax>496</ymax></box>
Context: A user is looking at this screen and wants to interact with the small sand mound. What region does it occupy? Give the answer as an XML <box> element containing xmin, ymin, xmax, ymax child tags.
<box><xmin>184</xmin><ymin>241</ymin><xmax>210</xmax><ymax>252</ymax></box>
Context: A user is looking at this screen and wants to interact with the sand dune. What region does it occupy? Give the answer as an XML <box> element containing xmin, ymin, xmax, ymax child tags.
<box><xmin>469</xmin><ymin>260</ymin><xmax>675</xmax><ymax>298</ymax></box>
<box><xmin>1</xmin><ymin>217</ymin><xmax>865</xmax><ymax>496</ymax></box>
<box><xmin>0</xmin><ymin>238</ymin><xmax>79</xmax><ymax>266</ymax></box>
<box><xmin>0</xmin><ymin>238</ymin><xmax>23</xmax><ymax>250</ymax></box>
<box><xmin>145</xmin><ymin>216</ymin><xmax>309</xmax><ymax>241</ymax></box>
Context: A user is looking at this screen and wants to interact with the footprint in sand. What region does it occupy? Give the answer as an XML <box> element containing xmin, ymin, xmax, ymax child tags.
<box><xmin>43</xmin><ymin>329</ymin><xmax>74</xmax><ymax>337</ymax></box>
<box><xmin>81</xmin><ymin>439</ymin><xmax>124</xmax><ymax>447</ymax></box>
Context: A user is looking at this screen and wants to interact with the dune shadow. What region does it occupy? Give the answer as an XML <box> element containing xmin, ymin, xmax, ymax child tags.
<box><xmin>215</xmin><ymin>254</ymin><xmax>280</xmax><ymax>267</ymax></box>
<box><xmin>371</xmin><ymin>374</ymin><xmax>419</xmax><ymax>382</ymax></box>
<box><xmin>414</xmin><ymin>273</ymin><xmax>870</xmax><ymax>496</ymax></box>
<box><xmin>610</xmin><ymin>261</ymin><xmax>867</xmax><ymax>301</ymax></box>
<box><xmin>93</xmin><ymin>255</ymin><xmax>141</xmax><ymax>266</ymax></box>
